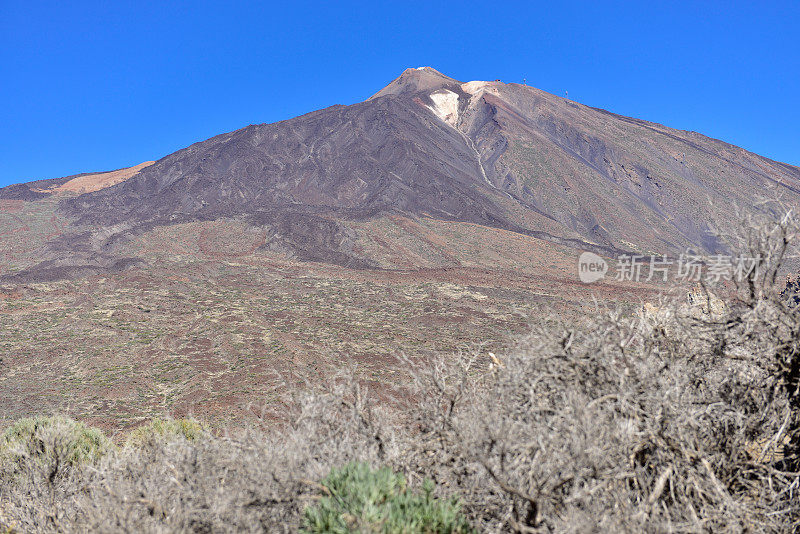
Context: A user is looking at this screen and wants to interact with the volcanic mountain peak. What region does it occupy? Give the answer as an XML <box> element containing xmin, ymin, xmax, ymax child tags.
<box><xmin>368</xmin><ymin>66</ymin><xmax>462</xmax><ymax>99</ymax></box>
<box><xmin>370</xmin><ymin>67</ymin><xmax>511</xmax><ymax>103</ymax></box>
<box><xmin>3</xmin><ymin>67</ymin><xmax>800</xmax><ymax>283</ymax></box>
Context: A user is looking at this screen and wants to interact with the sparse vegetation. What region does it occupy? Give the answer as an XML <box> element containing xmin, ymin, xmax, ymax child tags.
<box><xmin>1</xmin><ymin>212</ymin><xmax>799</xmax><ymax>532</ymax></box>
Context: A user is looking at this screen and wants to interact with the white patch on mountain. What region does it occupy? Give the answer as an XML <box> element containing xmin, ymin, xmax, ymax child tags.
<box><xmin>426</xmin><ymin>89</ymin><xmax>460</xmax><ymax>127</ymax></box>
<box><xmin>460</xmin><ymin>80</ymin><xmax>502</xmax><ymax>96</ymax></box>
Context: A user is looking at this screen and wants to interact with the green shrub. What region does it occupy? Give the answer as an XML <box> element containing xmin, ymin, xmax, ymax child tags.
<box><xmin>125</xmin><ymin>417</ymin><xmax>209</xmax><ymax>448</ymax></box>
<box><xmin>302</xmin><ymin>462</ymin><xmax>473</xmax><ymax>533</ymax></box>
<box><xmin>0</xmin><ymin>415</ymin><xmax>112</xmax><ymax>466</ymax></box>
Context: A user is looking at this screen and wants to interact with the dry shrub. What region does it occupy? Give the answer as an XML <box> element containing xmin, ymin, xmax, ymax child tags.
<box><xmin>404</xmin><ymin>209</ymin><xmax>800</xmax><ymax>532</ymax></box>
<box><xmin>0</xmin><ymin>384</ymin><xmax>399</xmax><ymax>533</ymax></box>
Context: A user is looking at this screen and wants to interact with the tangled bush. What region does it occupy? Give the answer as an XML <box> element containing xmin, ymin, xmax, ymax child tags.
<box><xmin>401</xmin><ymin>209</ymin><xmax>800</xmax><ymax>532</ymax></box>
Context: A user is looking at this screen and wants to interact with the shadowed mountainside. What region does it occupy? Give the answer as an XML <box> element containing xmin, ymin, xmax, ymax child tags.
<box><xmin>3</xmin><ymin>67</ymin><xmax>800</xmax><ymax>279</ymax></box>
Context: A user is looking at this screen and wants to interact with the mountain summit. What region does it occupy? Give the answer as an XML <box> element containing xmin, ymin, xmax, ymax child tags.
<box><xmin>3</xmin><ymin>68</ymin><xmax>800</xmax><ymax>280</ymax></box>
<box><xmin>368</xmin><ymin>67</ymin><xmax>462</xmax><ymax>99</ymax></box>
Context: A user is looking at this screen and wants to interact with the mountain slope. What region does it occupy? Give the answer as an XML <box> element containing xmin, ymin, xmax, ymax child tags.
<box><xmin>3</xmin><ymin>67</ymin><xmax>800</xmax><ymax>279</ymax></box>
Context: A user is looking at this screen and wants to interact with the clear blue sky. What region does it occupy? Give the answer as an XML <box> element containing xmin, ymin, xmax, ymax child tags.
<box><xmin>1</xmin><ymin>1</ymin><xmax>798</xmax><ymax>187</ymax></box>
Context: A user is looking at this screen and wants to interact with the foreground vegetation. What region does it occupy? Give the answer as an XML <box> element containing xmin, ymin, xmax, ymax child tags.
<box><xmin>1</xmin><ymin>213</ymin><xmax>799</xmax><ymax>532</ymax></box>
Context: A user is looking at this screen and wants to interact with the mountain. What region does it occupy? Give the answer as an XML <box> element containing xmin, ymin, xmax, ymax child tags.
<box><xmin>3</xmin><ymin>67</ymin><xmax>799</xmax><ymax>281</ymax></box>
<box><xmin>3</xmin><ymin>68</ymin><xmax>799</xmax><ymax>430</ymax></box>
